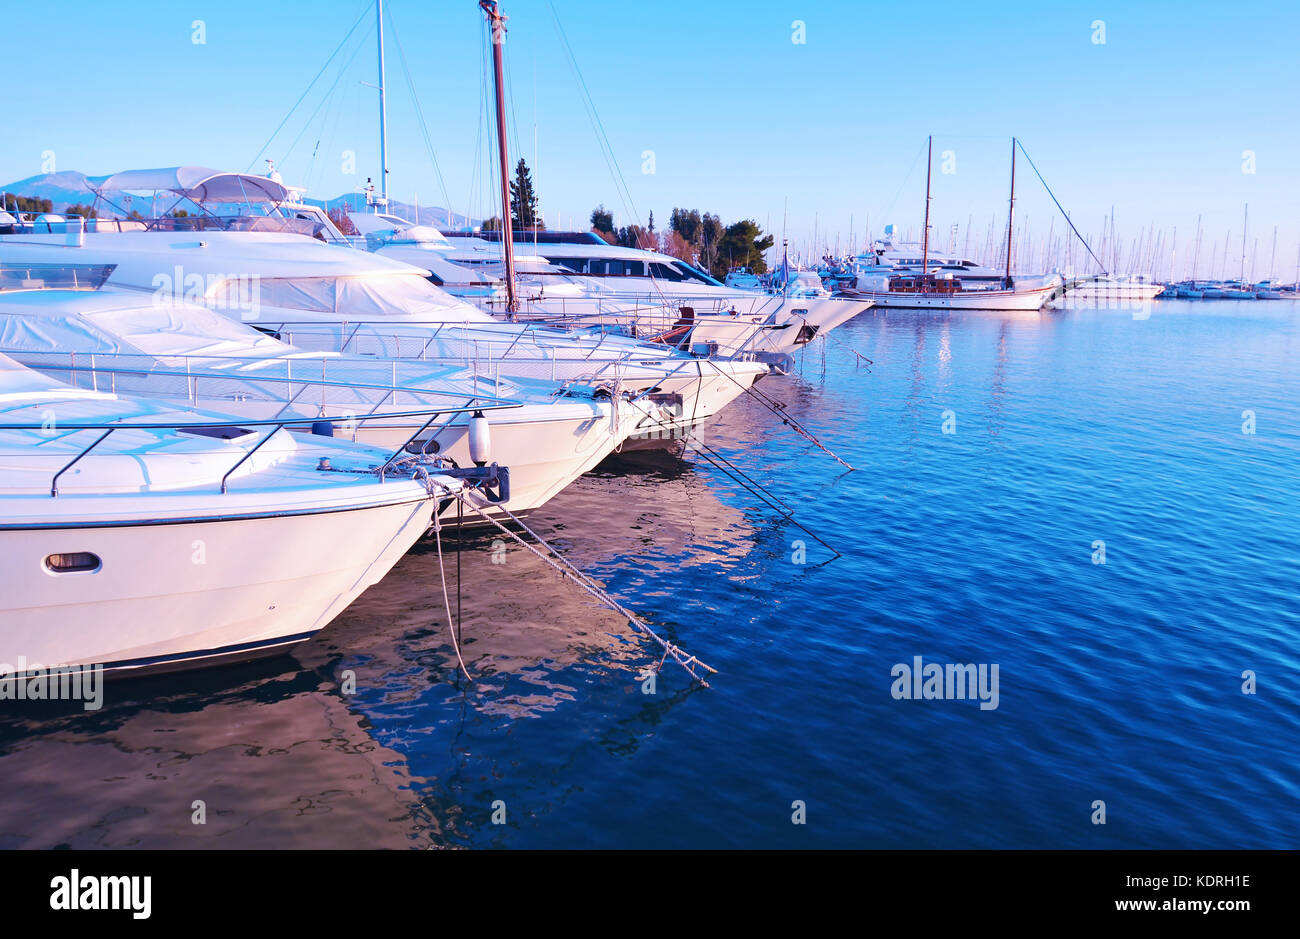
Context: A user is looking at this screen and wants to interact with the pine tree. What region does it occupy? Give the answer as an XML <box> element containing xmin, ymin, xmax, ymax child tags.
<box><xmin>509</xmin><ymin>158</ymin><xmax>543</xmax><ymax>230</ymax></box>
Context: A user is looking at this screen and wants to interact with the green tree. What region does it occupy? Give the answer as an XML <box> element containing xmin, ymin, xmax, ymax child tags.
<box><xmin>616</xmin><ymin>224</ymin><xmax>655</xmax><ymax>250</ymax></box>
<box><xmin>711</xmin><ymin>219</ymin><xmax>773</xmax><ymax>280</ymax></box>
<box><xmin>670</xmin><ymin>207</ymin><xmax>702</xmax><ymax>245</ymax></box>
<box><xmin>696</xmin><ymin>212</ymin><xmax>724</xmax><ymax>277</ymax></box>
<box><xmin>509</xmin><ymin>158</ymin><xmax>543</xmax><ymax>230</ymax></box>
<box><xmin>2</xmin><ymin>193</ymin><xmax>53</xmax><ymax>214</ymax></box>
<box><xmin>62</xmin><ymin>203</ymin><xmax>98</xmax><ymax>219</ymax></box>
<box><xmin>590</xmin><ymin>204</ymin><xmax>614</xmax><ymax>240</ymax></box>
<box><xmin>481</xmin><ymin>216</ymin><xmax>502</xmax><ymax>232</ymax></box>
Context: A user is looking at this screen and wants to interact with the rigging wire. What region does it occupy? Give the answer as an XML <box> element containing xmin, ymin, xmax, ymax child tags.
<box><xmin>279</xmin><ymin>22</ymin><xmax>375</xmax><ymax>169</ymax></box>
<box><xmin>386</xmin><ymin>0</ymin><xmax>456</xmax><ymax>223</ymax></box>
<box><xmin>1015</xmin><ymin>139</ymin><xmax>1108</xmax><ymax>274</ymax></box>
<box><xmin>247</xmin><ymin>2</ymin><xmax>373</xmax><ymax>172</ymax></box>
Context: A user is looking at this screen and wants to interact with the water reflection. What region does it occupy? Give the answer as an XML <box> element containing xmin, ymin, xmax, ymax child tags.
<box><xmin>0</xmin><ymin>441</ymin><xmax>763</xmax><ymax>848</ymax></box>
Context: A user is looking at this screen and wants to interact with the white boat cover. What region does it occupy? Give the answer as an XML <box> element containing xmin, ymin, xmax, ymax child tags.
<box><xmin>85</xmin><ymin>167</ymin><xmax>291</xmax><ymax>205</ymax></box>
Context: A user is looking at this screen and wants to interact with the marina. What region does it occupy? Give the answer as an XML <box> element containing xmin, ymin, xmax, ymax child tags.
<box><xmin>0</xmin><ymin>0</ymin><xmax>1295</xmax><ymax>903</ymax></box>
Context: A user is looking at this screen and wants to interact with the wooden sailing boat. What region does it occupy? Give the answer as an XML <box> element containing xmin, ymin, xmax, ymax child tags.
<box><xmin>849</xmin><ymin>137</ymin><xmax>1062</xmax><ymax>311</ymax></box>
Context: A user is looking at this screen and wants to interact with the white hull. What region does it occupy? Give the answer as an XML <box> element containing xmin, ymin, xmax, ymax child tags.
<box><xmin>1058</xmin><ymin>280</ymin><xmax>1164</xmax><ymax>304</ymax></box>
<box><xmin>488</xmin><ymin>292</ymin><xmax>870</xmax><ymax>356</ymax></box>
<box><xmin>847</xmin><ymin>283</ymin><xmax>1057</xmax><ymax>311</ymax></box>
<box><xmin>0</xmin><ymin>498</ymin><xmax>435</xmax><ymax>672</ymax></box>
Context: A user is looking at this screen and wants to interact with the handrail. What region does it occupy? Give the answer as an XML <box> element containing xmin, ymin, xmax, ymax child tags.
<box><xmin>0</xmin><ymin>402</ymin><xmax>521</xmax><ymax>431</ymax></box>
<box><xmin>50</xmin><ymin>429</ymin><xmax>113</xmax><ymax>497</ymax></box>
<box><xmin>220</xmin><ymin>423</ymin><xmax>284</xmax><ymax>494</ymax></box>
<box><xmin>2</xmin><ymin>358</ymin><xmax>525</xmax><ymax>412</ymax></box>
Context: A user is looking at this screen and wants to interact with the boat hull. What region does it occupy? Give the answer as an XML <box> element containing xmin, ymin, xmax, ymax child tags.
<box><xmin>0</xmin><ymin>497</ymin><xmax>435</xmax><ymax>675</ymax></box>
<box><xmin>846</xmin><ymin>283</ymin><xmax>1057</xmax><ymax>311</ymax></box>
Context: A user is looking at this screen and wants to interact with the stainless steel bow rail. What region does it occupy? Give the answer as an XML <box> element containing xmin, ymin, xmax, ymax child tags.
<box><xmin>0</xmin><ymin>405</ymin><xmax>513</xmax><ymax>498</ymax></box>
<box><xmin>19</xmin><ymin>354</ymin><xmax>525</xmax><ymax>418</ymax></box>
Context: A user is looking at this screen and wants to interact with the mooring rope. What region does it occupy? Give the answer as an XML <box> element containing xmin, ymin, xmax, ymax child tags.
<box><xmin>455</xmin><ymin>494</ymin><xmax>716</xmax><ymax>686</ymax></box>
<box><xmin>413</xmin><ymin>466</ymin><xmax>474</xmax><ymax>682</ymax></box>
<box><xmin>714</xmin><ymin>361</ymin><xmax>855</xmax><ymax>470</ymax></box>
<box><xmin>631</xmin><ymin>409</ymin><xmax>844</xmax><ymax>561</ymax></box>
<box><xmin>433</xmin><ymin>512</ymin><xmax>474</xmax><ymax>683</ymax></box>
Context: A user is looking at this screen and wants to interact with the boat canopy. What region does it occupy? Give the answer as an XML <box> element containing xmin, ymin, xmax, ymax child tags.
<box><xmin>86</xmin><ymin>167</ymin><xmax>291</xmax><ymax>205</ymax></box>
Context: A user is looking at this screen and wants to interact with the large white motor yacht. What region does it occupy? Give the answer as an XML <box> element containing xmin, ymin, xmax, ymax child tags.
<box><xmin>0</xmin><ymin>263</ymin><xmax>658</xmax><ymax>517</ymax></box>
<box><xmin>0</xmin><ymin>352</ymin><xmax>466</xmax><ymax>676</ymax></box>
<box><xmin>0</xmin><ymin>169</ymin><xmax>771</xmax><ymax>454</ymax></box>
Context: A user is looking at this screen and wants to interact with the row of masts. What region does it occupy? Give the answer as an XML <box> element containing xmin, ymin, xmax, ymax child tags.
<box><xmin>799</xmin><ymin>209</ymin><xmax>1297</xmax><ymax>286</ymax></box>
<box><xmin>371</xmin><ymin>4</ymin><xmax>1296</xmax><ymax>291</ymax></box>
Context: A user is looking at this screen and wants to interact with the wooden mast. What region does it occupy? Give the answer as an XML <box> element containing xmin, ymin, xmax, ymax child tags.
<box><xmin>480</xmin><ymin>0</ymin><xmax>517</xmax><ymax>314</ymax></box>
<box><xmin>1004</xmin><ymin>137</ymin><xmax>1016</xmax><ymax>288</ymax></box>
<box><xmin>921</xmin><ymin>135</ymin><xmax>932</xmax><ymax>280</ymax></box>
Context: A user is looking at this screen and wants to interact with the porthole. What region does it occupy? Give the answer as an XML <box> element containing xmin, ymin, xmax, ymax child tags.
<box><xmin>44</xmin><ymin>552</ymin><xmax>102</xmax><ymax>574</ymax></box>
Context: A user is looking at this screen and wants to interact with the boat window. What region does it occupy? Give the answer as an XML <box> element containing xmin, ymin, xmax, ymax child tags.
<box><xmin>673</xmin><ymin>262</ymin><xmax>723</xmax><ymax>286</ymax></box>
<box><xmin>649</xmin><ymin>262</ymin><xmax>686</xmax><ymax>282</ymax></box>
<box><xmin>548</xmin><ymin>257</ymin><xmax>588</xmax><ymax>274</ymax></box>
<box><xmin>44</xmin><ymin>552</ymin><xmax>101</xmax><ymax>574</ymax></box>
<box><xmin>586</xmin><ymin>259</ymin><xmax>644</xmax><ymax>276</ymax></box>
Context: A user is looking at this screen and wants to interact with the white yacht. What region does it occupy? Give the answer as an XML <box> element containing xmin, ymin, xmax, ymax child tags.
<box><xmin>845</xmin><ymin>236</ymin><xmax>1062</xmax><ymax>311</ymax></box>
<box><xmin>1056</xmin><ymin>274</ymin><xmax>1164</xmax><ymax>305</ymax></box>
<box><xmin>0</xmin><ymin>264</ymin><xmax>649</xmax><ymax>517</ymax></box>
<box><xmin>403</xmin><ymin>229</ymin><xmax>874</xmax><ymax>355</ymax></box>
<box><xmin>354</xmin><ymin>221</ymin><xmax>780</xmax><ymax>359</ymax></box>
<box><xmin>0</xmin><ymin>168</ymin><xmax>772</xmax><ymax>454</ymax></box>
<box><xmin>0</xmin><ymin>351</ymin><xmax>466</xmax><ymax>676</ymax></box>
<box><xmin>841</xmin><ymin>138</ymin><xmax>1062</xmax><ymax>312</ymax></box>
<box><xmin>723</xmin><ymin>267</ymin><xmax>763</xmax><ymax>290</ymax></box>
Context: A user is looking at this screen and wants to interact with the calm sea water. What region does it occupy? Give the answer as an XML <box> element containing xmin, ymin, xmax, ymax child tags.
<box><xmin>2</xmin><ymin>298</ymin><xmax>1297</xmax><ymax>849</ymax></box>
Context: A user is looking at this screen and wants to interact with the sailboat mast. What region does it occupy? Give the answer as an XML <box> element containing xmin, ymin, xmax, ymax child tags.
<box><xmin>376</xmin><ymin>0</ymin><xmax>388</xmax><ymax>206</ymax></box>
<box><xmin>1240</xmin><ymin>204</ymin><xmax>1248</xmax><ymax>284</ymax></box>
<box><xmin>1191</xmin><ymin>215</ymin><xmax>1202</xmax><ymax>282</ymax></box>
<box><xmin>480</xmin><ymin>0</ymin><xmax>517</xmax><ymax>314</ymax></box>
<box><xmin>921</xmin><ymin>135</ymin><xmax>932</xmax><ymax>274</ymax></box>
<box><xmin>1004</xmin><ymin>137</ymin><xmax>1016</xmax><ymax>288</ymax></box>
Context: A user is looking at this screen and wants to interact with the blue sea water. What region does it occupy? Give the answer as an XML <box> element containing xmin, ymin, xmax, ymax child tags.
<box><xmin>1</xmin><ymin>298</ymin><xmax>1296</xmax><ymax>848</ymax></box>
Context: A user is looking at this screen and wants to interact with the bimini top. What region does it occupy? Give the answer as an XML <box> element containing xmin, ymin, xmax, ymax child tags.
<box><xmin>86</xmin><ymin>167</ymin><xmax>291</xmax><ymax>205</ymax></box>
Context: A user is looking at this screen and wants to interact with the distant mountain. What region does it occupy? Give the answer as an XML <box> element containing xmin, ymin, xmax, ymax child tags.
<box><xmin>0</xmin><ymin>171</ymin><xmax>478</xmax><ymax>230</ymax></box>
<box><xmin>0</xmin><ymin>171</ymin><xmax>96</xmax><ymax>210</ymax></box>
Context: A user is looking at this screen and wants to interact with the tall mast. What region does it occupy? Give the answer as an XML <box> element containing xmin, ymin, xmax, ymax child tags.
<box><xmin>921</xmin><ymin>135</ymin><xmax>932</xmax><ymax>275</ymax></box>
<box><xmin>1004</xmin><ymin>136</ymin><xmax>1016</xmax><ymax>288</ymax></box>
<box><xmin>1240</xmin><ymin>204</ymin><xmax>1248</xmax><ymax>285</ymax></box>
<box><xmin>480</xmin><ymin>0</ymin><xmax>517</xmax><ymax>314</ymax></box>
<box><xmin>376</xmin><ymin>0</ymin><xmax>388</xmax><ymax>207</ymax></box>
<box><xmin>1191</xmin><ymin>215</ymin><xmax>1202</xmax><ymax>282</ymax></box>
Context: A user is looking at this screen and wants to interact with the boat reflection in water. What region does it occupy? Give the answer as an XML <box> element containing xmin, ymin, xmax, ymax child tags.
<box><xmin>0</xmin><ymin>448</ymin><xmax>759</xmax><ymax>848</ymax></box>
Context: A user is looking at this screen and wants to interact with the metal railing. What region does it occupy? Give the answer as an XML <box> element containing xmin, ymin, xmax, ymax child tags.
<box><xmin>0</xmin><ymin>402</ymin><xmax>505</xmax><ymax>498</ymax></box>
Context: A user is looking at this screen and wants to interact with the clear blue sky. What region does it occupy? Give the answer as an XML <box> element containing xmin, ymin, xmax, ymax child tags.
<box><xmin>6</xmin><ymin>0</ymin><xmax>1299</xmax><ymax>278</ymax></box>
